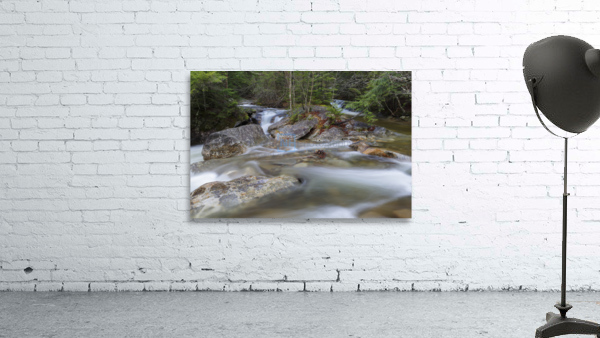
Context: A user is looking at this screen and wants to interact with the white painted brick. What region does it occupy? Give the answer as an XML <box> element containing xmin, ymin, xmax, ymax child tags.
<box><xmin>469</xmin><ymin>139</ymin><xmax>498</xmax><ymax>149</ymax></box>
<box><xmin>294</xmin><ymin>58</ymin><xmax>346</xmax><ymax>70</ymax></box>
<box><xmin>11</xmin><ymin>141</ymin><xmax>38</xmax><ymax>152</ymax></box>
<box><xmin>39</xmin><ymin>141</ymin><xmax>65</xmax><ymax>152</ymax></box>
<box><xmin>369</xmin><ymin>47</ymin><xmax>395</xmax><ymax>58</ymax></box>
<box><xmin>82</xmin><ymin>13</ymin><xmax>134</xmax><ymax>24</ymax></box>
<box><xmin>289</xmin><ymin>47</ymin><xmax>314</xmax><ymax>58</ymax></box>
<box><xmin>316</xmin><ymin>47</ymin><xmax>342</xmax><ymax>58</ymax></box>
<box><xmin>1</xmin><ymin>0</ymin><xmax>600</xmax><ymax>294</ymax></box>
<box><xmin>457</xmin><ymin>128</ymin><xmax>510</xmax><ymax>139</ymax></box>
<box><xmin>340</xmin><ymin>24</ymin><xmax>366</xmax><ymax>35</ymax></box>
<box><xmin>26</xmin><ymin>13</ymin><xmax>79</xmax><ymax>24</ymax></box>
<box><xmin>454</xmin><ymin>150</ymin><xmax>507</xmax><ymax>163</ymax></box>
<box><xmin>447</xmin><ymin>47</ymin><xmax>473</xmax><ymax>58</ymax></box>
<box><xmin>352</xmin><ymin>35</ymin><xmax>404</xmax><ymax>47</ymax></box>
<box><xmin>356</xmin><ymin>12</ymin><xmax>407</xmax><ymax>23</ymax></box>
<box><xmin>116</xmin><ymin>282</ymin><xmax>145</xmax><ymax>292</ymax></box>
<box><xmin>132</xmin><ymin>59</ymin><xmax>184</xmax><ymax>70</ymax></box>
<box><xmin>62</xmin><ymin>282</ymin><xmax>90</xmax><ymax>292</ymax></box>
<box><xmin>312</xmin><ymin>24</ymin><xmax>339</xmax><ymax>35</ymax></box>
<box><xmin>444</xmin><ymin>139</ymin><xmax>469</xmax><ymax>150</ymax></box>
<box><xmin>342</xmin><ymin>46</ymin><xmax>368</xmax><ymax>57</ymax></box>
<box><xmin>90</xmin><ymin>283</ymin><xmax>117</xmax><ymax>292</ymax></box>
<box><xmin>22</xmin><ymin>60</ymin><xmax>76</xmax><ymax>71</ymax></box>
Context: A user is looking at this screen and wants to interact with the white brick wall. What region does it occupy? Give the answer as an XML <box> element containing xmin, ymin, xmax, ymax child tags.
<box><xmin>2</xmin><ymin>0</ymin><xmax>600</xmax><ymax>292</ymax></box>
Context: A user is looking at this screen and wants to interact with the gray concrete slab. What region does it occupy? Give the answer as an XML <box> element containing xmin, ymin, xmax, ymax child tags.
<box><xmin>1</xmin><ymin>292</ymin><xmax>600</xmax><ymax>337</ymax></box>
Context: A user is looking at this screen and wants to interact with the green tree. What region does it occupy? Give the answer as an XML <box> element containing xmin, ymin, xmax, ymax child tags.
<box><xmin>190</xmin><ymin>71</ymin><xmax>244</xmax><ymax>141</ymax></box>
<box><xmin>346</xmin><ymin>71</ymin><xmax>411</xmax><ymax>122</ymax></box>
<box><xmin>251</xmin><ymin>71</ymin><xmax>288</xmax><ymax>107</ymax></box>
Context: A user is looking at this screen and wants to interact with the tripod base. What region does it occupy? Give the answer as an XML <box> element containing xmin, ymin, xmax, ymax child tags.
<box><xmin>535</xmin><ymin>312</ymin><xmax>600</xmax><ymax>337</ymax></box>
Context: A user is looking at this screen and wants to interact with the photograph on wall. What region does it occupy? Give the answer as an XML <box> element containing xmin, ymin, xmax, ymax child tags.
<box><xmin>190</xmin><ymin>71</ymin><xmax>412</xmax><ymax>218</ymax></box>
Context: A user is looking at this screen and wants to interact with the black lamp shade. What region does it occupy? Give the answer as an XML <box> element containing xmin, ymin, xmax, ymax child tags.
<box><xmin>523</xmin><ymin>35</ymin><xmax>600</xmax><ymax>133</ymax></box>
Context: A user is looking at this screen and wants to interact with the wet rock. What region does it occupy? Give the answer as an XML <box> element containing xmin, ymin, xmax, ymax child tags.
<box><xmin>350</xmin><ymin>141</ymin><xmax>398</xmax><ymax>159</ymax></box>
<box><xmin>234</xmin><ymin>117</ymin><xmax>259</xmax><ymax>128</ymax></box>
<box><xmin>393</xmin><ymin>209</ymin><xmax>411</xmax><ymax>218</ymax></box>
<box><xmin>371</xmin><ymin>126</ymin><xmax>388</xmax><ymax>137</ymax></box>
<box><xmin>360</xmin><ymin>211</ymin><xmax>386</xmax><ymax>218</ymax></box>
<box><xmin>363</xmin><ymin>148</ymin><xmax>397</xmax><ymax>159</ymax></box>
<box><xmin>190</xmin><ymin>157</ymin><xmax>229</xmax><ymax>174</ymax></box>
<box><xmin>346</xmin><ymin>135</ymin><xmax>368</xmax><ymax>142</ymax></box>
<box><xmin>267</xmin><ymin>116</ymin><xmax>291</xmax><ymax>134</ymax></box>
<box><xmin>397</xmin><ymin>154</ymin><xmax>411</xmax><ymax>162</ymax></box>
<box><xmin>309</xmin><ymin>105</ymin><xmax>328</xmax><ymax>114</ymax></box>
<box><xmin>326</xmin><ymin>158</ymin><xmax>352</xmax><ymax>168</ymax></box>
<box><xmin>312</xmin><ymin>127</ymin><xmax>346</xmax><ymax>142</ymax></box>
<box><xmin>311</xmin><ymin>110</ymin><xmax>329</xmax><ymax>121</ymax></box>
<box><xmin>190</xmin><ymin>175</ymin><xmax>300</xmax><ymax>217</ymax></box>
<box><xmin>292</xmin><ymin>162</ymin><xmax>310</xmax><ymax>168</ymax></box>
<box><xmin>349</xmin><ymin>142</ymin><xmax>370</xmax><ymax>153</ymax></box>
<box><xmin>314</xmin><ymin>150</ymin><xmax>326</xmax><ymax>159</ymax></box>
<box><xmin>269</xmin><ymin>118</ymin><xmax>318</xmax><ymax>139</ymax></box>
<box><xmin>344</xmin><ymin>120</ymin><xmax>370</xmax><ymax>131</ymax></box>
<box><xmin>202</xmin><ymin>124</ymin><xmax>269</xmax><ymax>160</ymax></box>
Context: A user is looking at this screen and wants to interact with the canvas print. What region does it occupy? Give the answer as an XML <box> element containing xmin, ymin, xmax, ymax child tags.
<box><xmin>190</xmin><ymin>71</ymin><xmax>412</xmax><ymax>218</ymax></box>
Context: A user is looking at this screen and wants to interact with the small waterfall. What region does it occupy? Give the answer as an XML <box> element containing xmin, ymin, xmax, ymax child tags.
<box><xmin>190</xmin><ymin>144</ymin><xmax>204</xmax><ymax>163</ymax></box>
<box><xmin>259</xmin><ymin>109</ymin><xmax>285</xmax><ymax>134</ymax></box>
<box><xmin>331</xmin><ymin>99</ymin><xmax>360</xmax><ymax>116</ymax></box>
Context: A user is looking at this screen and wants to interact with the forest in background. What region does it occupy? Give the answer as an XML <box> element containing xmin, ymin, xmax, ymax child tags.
<box><xmin>190</xmin><ymin>71</ymin><xmax>411</xmax><ymax>144</ymax></box>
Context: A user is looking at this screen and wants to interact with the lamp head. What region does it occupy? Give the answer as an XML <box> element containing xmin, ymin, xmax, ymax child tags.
<box><xmin>523</xmin><ymin>35</ymin><xmax>600</xmax><ymax>134</ymax></box>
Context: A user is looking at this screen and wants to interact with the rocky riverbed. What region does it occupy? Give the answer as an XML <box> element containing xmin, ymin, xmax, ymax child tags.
<box><xmin>190</xmin><ymin>102</ymin><xmax>411</xmax><ymax>218</ymax></box>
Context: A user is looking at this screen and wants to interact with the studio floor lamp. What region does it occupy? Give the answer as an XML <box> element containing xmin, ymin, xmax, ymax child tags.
<box><xmin>524</xmin><ymin>35</ymin><xmax>600</xmax><ymax>337</ymax></box>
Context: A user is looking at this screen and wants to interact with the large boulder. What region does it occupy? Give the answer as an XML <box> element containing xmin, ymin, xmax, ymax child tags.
<box><xmin>202</xmin><ymin>124</ymin><xmax>269</xmax><ymax>160</ymax></box>
<box><xmin>312</xmin><ymin>127</ymin><xmax>346</xmax><ymax>142</ymax></box>
<box><xmin>269</xmin><ymin>118</ymin><xmax>318</xmax><ymax>139</ymax></box>
<box><xmin>190</xmin><ymin>175</ymin><xmax>299</xmax><ymax>217</ymax></box>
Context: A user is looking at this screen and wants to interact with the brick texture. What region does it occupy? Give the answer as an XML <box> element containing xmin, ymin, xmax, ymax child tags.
<box><xmin>2</xmin><ymin>0</ymin><xmax>600</xmax><ymax>292</ymax></box>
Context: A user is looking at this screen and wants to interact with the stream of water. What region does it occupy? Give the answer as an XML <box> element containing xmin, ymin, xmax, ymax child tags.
<box><xmin>190</xmin><ymin>103</ymin><xmax>412</xmax><ymax>218</ymax></box>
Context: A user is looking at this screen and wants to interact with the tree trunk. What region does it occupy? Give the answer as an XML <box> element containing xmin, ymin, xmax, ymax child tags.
<box><xmin>330</xmin><ymin>72</ymin><xmax>337</xmax><ymax>102</ymax></box>
<box><xmin>288</xmin><ymin>71</ymin><xmax>293</xmax><ymax>111</ymax></box>
<box><xmin>307</xmin><ymin>71</ymin><xmax>315</xmax><ymax>113</ymax></box>
<box><xmin>386</xmin><ymin>72</ymin><xmax>406</xmax><ymax>116</ymax></box>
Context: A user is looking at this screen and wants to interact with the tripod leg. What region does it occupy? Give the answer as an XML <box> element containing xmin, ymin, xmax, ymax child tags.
<box><xmin>535</xmin><ymin>313</ymin><xmax>600</xmax><ymax>337</ymax></box>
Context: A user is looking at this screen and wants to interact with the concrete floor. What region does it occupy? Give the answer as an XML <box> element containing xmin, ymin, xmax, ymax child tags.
<box><xmin>1</xmin><ymin>292</ymin><xmax>600</xmax><ymax>337</ymax></box>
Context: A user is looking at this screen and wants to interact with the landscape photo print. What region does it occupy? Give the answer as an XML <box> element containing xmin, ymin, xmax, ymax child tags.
<box><xmin>190</xmin><ymin>71</ymin><xmax>412</xmax><ymax>218</ymax></box>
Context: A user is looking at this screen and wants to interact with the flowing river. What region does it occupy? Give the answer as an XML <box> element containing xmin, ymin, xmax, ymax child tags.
<box><xmin>190</xmin><ymin>103</ymin><xmax>412</xmax><ymax>218</ymax></box>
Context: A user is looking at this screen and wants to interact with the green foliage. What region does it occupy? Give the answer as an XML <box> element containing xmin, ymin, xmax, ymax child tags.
<box><xmin>326</xmin><ymin>103</ymin><xmax>344</xmax><ymax>121</ymax></box>
<box><xmin>251</xmin><ymin>71</ymin><xmax>288</xmax><ymax>107</ymax></box>
<box><xmin>227</xmin><ymin>71</ymin><xmax>254</xmax><ymax>98</ymax></box>
<box><xmin>189</xmin><ymin>70</ymin><xmax>411</xmax><ymax>144</ymax></box>
<box><xmin>289</xmin><ymin>110</ymin><xmax>303</xmax><ymax>123</ymax></box>
<box><xmin>190</xmin><ymin>71</ymin><xmax>244</xmax><ymax>137</ymax></box>
<box><xmin>346</xmin><ymin>71</ymin><xmax>411</xmax><ymax>122</ymax></box>
<box><xmin>292</xmin><ymin>71</ymin><xmax>338</xmax><ymax>112</ymax></box>
<box><xmin>332</xmin><ymin>72</ymin><xmax>374</xmax><ymax>101</ymax></box>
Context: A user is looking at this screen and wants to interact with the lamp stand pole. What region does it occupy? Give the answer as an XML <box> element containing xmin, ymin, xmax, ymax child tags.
<box><xmin>560</xmin><ymin>137</ymin><xmax>569</xmax><ymax>316</ymax></box>
<box><xmin>535</xmin><ymin>138</ymin><xmax>600</xmax><ymax>338</ymax></box>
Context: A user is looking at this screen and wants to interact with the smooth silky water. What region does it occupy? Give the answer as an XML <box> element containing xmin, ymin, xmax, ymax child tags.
<box><xmin>190</xmin><ymin>104</ymin><xmax>412</xmax><ymax>218</ymax></box>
